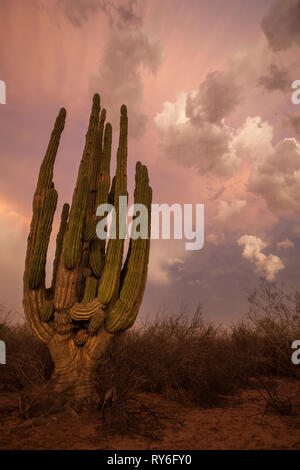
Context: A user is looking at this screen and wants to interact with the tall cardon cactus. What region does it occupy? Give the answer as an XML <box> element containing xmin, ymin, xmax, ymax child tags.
<box><xmin>23</xmin><ymin>94</ymin><xmax>151</xmax><ymax>404</ymax></box>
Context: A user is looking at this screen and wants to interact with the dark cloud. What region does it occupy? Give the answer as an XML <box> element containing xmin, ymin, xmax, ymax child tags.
<box><xmin>61</xmin><ymin>0</ymin><xmax>163</xmax><ymax>138</ymax></box>
<box><xmin>155</xmin><ymin>103</ymin><xmax>239</xmax><ymax>177</ymax></box>
<box><xmin>186</xmin><ymin>70</ymin><xmax>242</xmax><ymax>126</ymax></box>
<box><xmin>115</xmin><ymin>0</ymin><xmax>142</xmax><ymax>29</ymax></box>
<box><xmin>90</xmin><ymin>27</ymin><xmax>164</xmax><ymax>138</ymax></box>
<box><xmin>288</xmin><ymin>114</ymin><xmax>300</xmax><ymax>135</ymax></box>
<box><xmin>262</xmin><ymin>0</ymin><xmax>300</xmax><ymax>51</ymax></box>
<box><xmin>258</xmin><ymin>63</ymin><xmax>291</xmax><ymax>91</ymax></box>
<box><xmin>58</xmin><ymin>0</ymin><xmax>104</xmax><ymax>27</ymax></box>
<box><xmin>58</xmin><ymin>0</ymin><xmax>142</xmax><ymax>28</ymax></box>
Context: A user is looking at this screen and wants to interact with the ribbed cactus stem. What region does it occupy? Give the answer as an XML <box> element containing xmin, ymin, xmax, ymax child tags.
<box><xmin>36</xmin><ymin>108</ymin><xmax>66</xmax><ymax>193</ymax></box>
<box><xmin>83</xmin><ymin>216</ymin><xmax>97</xmax><ymax>241</ymax></box>
<box><xmin>82</xmin><ymin>276</ymin><xmax>98</xmax><ymax>304</ymax></box>
<box><xmin>69</xmin><ymin>298</ymin><xmax>104</xmax><ymax>321</ymax></box>
<box><xmin>24</xmin><ymin>93</ymin><xmax>152</xmax><ymax>401</ymax></box>
<box><xmin>86</xmin><ymin>107</ymin><xmax>106</xmax><ymax>220</ymax></box>
<box><xmin>105</xmin><ymin>162</ymin><xmax>152</xmax><ymax>333</ymax></box>
<box><xmin>97</xmin><ymin>106</ymin><xmax>128</xmax><ymax>303</ymax></box>
<box><xmin>88</xmin><ymin>309</ymin><xmax>106</xmax><ymax>336</ymax></box>
<box><xmin>28</xmin><ymin>188</ymin><xmax>58</xmax><ymax>289</ymax></box>
<box><xmin>51</xmin><ymin>203</ymin><xmax>69</xmax><ymax>290</ymax></box>
<box><xmin>63</xmin><ymin>175</ymin><xmax>89</xmax><ymax>269</ymax></box>
<box><xmin>89</xmin><ymin>122</ymin><xmax>113</xmax><ymax>277</ymax></box>
<box><xmin>28</xmin><ymin>108</ymin><xmax>66</xmax><ymax>286</ymax></box>
<box><xmin>63</xmin><ymin>94</ymin><xmax>100</xmax><ymax>269</ymax></box>
<box><xmin>73</xmin><ymin>329</ymin><xmax>88</xmax><ymax>346</ymax></box>
<box><xmin>40</xmin><ymin>300</ymin><xmax>55</xmax><ymax>322</ymax></box>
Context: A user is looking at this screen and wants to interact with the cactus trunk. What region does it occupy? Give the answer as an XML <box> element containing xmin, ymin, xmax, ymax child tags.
<box><xmin>23</xmin><ymin>94</ymin><xmax>152</xmax><ymax>406</ymax></box>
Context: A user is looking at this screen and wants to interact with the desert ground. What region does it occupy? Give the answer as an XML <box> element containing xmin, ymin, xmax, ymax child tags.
<box><xmin>0</xmin><ymin>378</ymin><xmax>299</xmax><ymax>450</ymax></box>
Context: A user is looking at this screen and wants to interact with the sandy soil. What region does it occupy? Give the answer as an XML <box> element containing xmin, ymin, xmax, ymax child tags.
<box><xmin>0</xmin><ymin>379</ymin><xmax>299</xmax><ymax>450</ymax></box>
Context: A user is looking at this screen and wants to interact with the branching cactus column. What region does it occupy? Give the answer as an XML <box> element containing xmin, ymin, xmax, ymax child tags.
<box><xmin>23</xmin><ymin>94</ymin><xmax>152</xmax><ymax>404</ymax></box>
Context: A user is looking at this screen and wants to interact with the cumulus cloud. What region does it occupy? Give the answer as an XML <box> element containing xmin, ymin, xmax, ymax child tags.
<box><xmin>237</xmin><ymin>235</ymin><xmax>284</xmax><ymax>281</ymax></box>
<box><xmin>154</xmin><ymin>61</ymin><xmax>253</xmax><ymax>177</ymax></box>
<box><xmin>155</xmin><ymin>92</ymin><xmax>240</xmax><ymax>177</ymax></box>
<box><xmin>154</xmin><ymin>33</ymin><xmax>278</xmax><ymax>178</ymax></box>
<box><xmin>248</xmin><ymin>137</ymin><xmax>300</xmax><ymax>217</ymax></box>
<box><xmin>155</xmin><ymin>89</ymin><xmax>275</xmax><ymax>178</ymax></box>
<box><xmin>262</xmin><ymin>0</ymin><xmax>300</xmax><ymax>51</ymax></box>
<box><xmin>185</xmin><ymin>70</ymin><xmax>242</xmax><ymax>126</ymax></box>
<box><xmin>277</xmin><ymin>238</ymin><xmax>294</xmax><ymax>249</ymax></box>
<box><xmin>232</xmin><ymin>116</ymin><xmax>274</xmax><ymax>162</ymax></box>
<box><xmin>214</xmin><ymin>199</ymin><xmax>247</xmax><ymax>224</ymax></box>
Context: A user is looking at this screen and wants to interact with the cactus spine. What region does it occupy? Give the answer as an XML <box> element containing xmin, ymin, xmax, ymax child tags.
<box><xmin>23</xmin><ymin>94</ymin><xmax>152</xmax><ymax>402</ymax></box>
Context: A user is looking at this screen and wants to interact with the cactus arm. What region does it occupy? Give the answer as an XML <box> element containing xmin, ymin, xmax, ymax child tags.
<box><xmin>97</xmin><ymin>105</ymin><xmax>128</xmax><ymax>304</ymax></box>
<box><xmin>63</xmin><ymin>94</ymin><xmax>100</xmax><ymax>269</ymax></box>
<box><xmin>90</xmin><ymin>122</ymin><xmax>112</xmax><ymax>277</ymax></box>
<box><xmin>86</xmin><ymin>108</ymin><xmax>106</xmax><ymax>220</ymax></box>
<box><xmin>63</xmin><ymin>175</ymin><xmax>89</xmax><ymax>269</ymax></box>
<box><xmin>82</xmin><ymin>276</ymin><xmax>98</xmax><ymax>304</ymax></box>
<box><xmin>54</xmin><ymin>95</ymin><xmax>100</xmax><ymax>311</ymax></box>
<box><xmin>51</xmin><ymin>203</ymin><xmax>69</xmax><ymax>290</ymax></box>
<box><xmin>23</xmin><ymin>108</ymin><xmax>66</xmax><ymax>343</ymax></box>
<box><xmin>105</xmin><ymin>163</ymin><xmax>152</xmax><ymax>333</ymax></box>
<box><xmin>28</xmin><ymin>188</ymin><xmax>58</xmax><ymax>289</ymax></box>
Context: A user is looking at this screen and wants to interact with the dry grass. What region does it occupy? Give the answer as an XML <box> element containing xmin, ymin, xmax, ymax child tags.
<box><xmin>0</xmin><ymin>281</ymin><xmax>299</xmax><ymax>417</ymax></box>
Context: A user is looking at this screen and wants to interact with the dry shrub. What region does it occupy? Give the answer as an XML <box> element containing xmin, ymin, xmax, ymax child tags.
<box><xmin>0</xmin><ymin>311</ymin><xmax>53</xmax><ymax>394</ymax></box>
<box><xmin>247</xmin><ymin>279</ymin><xmax>300</xmax><ymax>377</ymax></box>
<box><xmin>1</xmin><ymin>280</ymin><xmax>299</xmax><ymax>419</ymax></box>
<box><xmin>254</xmin><ymin>376</ymin><xmax>298</xmax><ymax>417</ymax></box>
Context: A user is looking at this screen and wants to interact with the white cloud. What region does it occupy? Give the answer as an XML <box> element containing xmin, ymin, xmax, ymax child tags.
<box><xmin>237</xmin><ymin>235</ymin><xmax>284</xmax><ymax>281</ymax></box>
<box><xmin>154</xmin><ymin>62</ymin><xmax>249</xmax><ymax>178</ymax></box>
<box><xmin>147</xmin><ymin>241</ymin><xmax>186</xmax><ymax>285</ymax></box>
<box><xmin>248</xmin><ymin>138</ymin><xmax>300</xmax><ymax>217</ymax></box>
<box><xmin>214</xmin><ymin>199</ymin><xmax>247</xmax><ymax>224</ymax></box>
<box><xmin>155</xmin><ymin>92</ymin><xmax>240</xmax><ymax>178</ymax></box>
<box><xmin>232</xmin><ymin>116</ymin><xmax>274</xmax><ymax>162</ymax></box>
<box><xmin>155</xmin><ymin>89</ymin><xmax>277</xmax><ymax>179</ymax></box>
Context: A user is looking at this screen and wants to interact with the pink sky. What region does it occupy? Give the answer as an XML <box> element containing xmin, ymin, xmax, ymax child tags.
<box><xmin>0</xmin><ymin>0</ymin><xmax>300</xmax><ymax>323</ymax></box>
